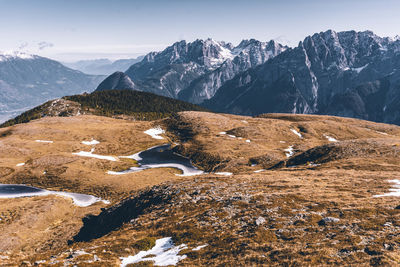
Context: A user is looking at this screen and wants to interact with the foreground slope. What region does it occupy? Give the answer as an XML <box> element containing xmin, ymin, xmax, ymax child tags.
<box><xmin>0</xmin><ymin>112</ymin><xmax>400</xmax><ymax>265</ymax></box>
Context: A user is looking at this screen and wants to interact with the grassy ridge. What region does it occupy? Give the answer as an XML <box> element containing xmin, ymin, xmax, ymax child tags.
<box><xmin>64</xmin><ymin>90</ymin><xmax>207</xmax><ymax>117</ymax></box>
<box><xmin>1</xmin><ymin>90</ymin><xmax>207</xmax><ymax>128</ymax></box>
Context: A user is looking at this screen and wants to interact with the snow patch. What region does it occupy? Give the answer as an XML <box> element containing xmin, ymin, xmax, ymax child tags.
<box><xmin>290</xmin><ymin>129</ymin><xmax>303</xmax><ymax>138</ymax></box>
<box><xmin>215</xmin><ymin>172</ymin><xmax>233</xmax><ymax>176</ymax></box>
<box><xmin>254</xmin><ymin>169</ymin><xmax>265</xmax><ymax>173</ymax></box>
<box><xmin>144</xmin><ymin>127</ymin><xmax>165</xmax><ymax>140</ymax></box>
<box><xmin>73</xmin><ymin>148</ymin><xmax>117</xmax><ymax>161</ymax></box>
<box><xmin>35</xmin><ymin>140</ymin><xmax>53</xmax><ymax>143</ymax></box>
<box><xmin>352</xmin><ymin>63</ymin><xmax>369</xmax><ymax>74</ymax></box>
<box><xmin>374</xmin><ymin>180</ymin><xmax>400</xmax><ymax>197</ymax></box>
<box><xmin>16</xmin><ymin>163</ymin><xmax>25</xmax><ymax>167</ymax></box>
<box><xmin>108</xmin><ymin>163</ymin><xmax>203</xmax><ymax>177</ymax></box>
<box><xmin>82</xmin><ymin>139</ymin><xmax>100</xmax><ymax>145</ymax></box>
<box><xmin>192</xmin><ymin>244</ymin><xmax>208</xmax><ymax>251</ymax></box>
<box><xmin>324</xmin><ymin>135</ymin><xmax>338</xmax><ymax>142</ymax></box>
<box><xmin>120</xmin><ymin>237</ymin><xmax>187</xmax><ymax>267</ymax></box>
<box><xmin>246</xmin><ymin>139</ymin><xmax>251</xmax><ymax>143</ymax></box>
<box><xmin>284</xmin><ymin>145</ymin><xmax>294</xmax><ymax>158</ymax></box>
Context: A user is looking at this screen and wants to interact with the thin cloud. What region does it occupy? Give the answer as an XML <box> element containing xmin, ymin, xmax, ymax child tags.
<box><xmin>38</xmin><ymin>41</ymin><xmax>54</xmax><ymax>50</ymax></box>
<box><xmin>18</xmin><ymin>42</ymin><xmax>29</xmax><ymax>50</ymax></box>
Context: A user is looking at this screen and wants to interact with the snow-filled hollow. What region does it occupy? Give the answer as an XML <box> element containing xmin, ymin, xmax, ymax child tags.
<box><xmin>0</xmin><ymin>184</ymin><xmax>109</xmax><ymax>207</ymax></box>
<box><xmin>107</xmin><ymin>144</ymin><xmax>203</xmax><ymax>176</ymax></box>
<box><xmin>120</xmin><ymin>237</ymin><xmax>187</xmax><ymax>267</ymax></box>
<box><xmin>144</xmin><ymin>127</ymin><xmax>165</xmax><ymax>140</ymax></box>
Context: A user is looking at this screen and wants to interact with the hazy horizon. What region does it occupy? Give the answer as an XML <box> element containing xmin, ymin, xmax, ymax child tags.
<box><xmin>1</xmin><ymin>0</ymin><xmax>400</xmax><ymax>62</ymax></box>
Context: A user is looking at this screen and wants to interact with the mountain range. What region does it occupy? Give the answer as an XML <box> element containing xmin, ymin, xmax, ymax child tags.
<box><xmin>97</xmin><ymin>30</ymin><xmax>400</xmax><ymax>125</ymax></box>
<box><xmin>63</xmin><ymin>56</ymin><xmax>144</xmax><ymax>75</ymax></box>
<box><xmin>96</xmin><ymin>38</ymin><xmax>287</xmax><ymax>103</ymax></box>
<box><xmin>0</xmin><ymin>52</ymin><xmax>105</xmax><ymax>122</ymax></box>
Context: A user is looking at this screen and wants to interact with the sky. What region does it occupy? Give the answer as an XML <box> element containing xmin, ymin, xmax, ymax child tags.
<box><xmin>1</xmin><ymin>0</ymin><xmax>400</xmax><ymax>62</ymax></box>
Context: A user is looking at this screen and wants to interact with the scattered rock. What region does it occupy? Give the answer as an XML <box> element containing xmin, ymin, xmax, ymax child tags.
<box><xmin>256</xmin><ymin>216</ymin><xmax>266</xmax><ymax>226</ymax></box>
<box><xmin>318</xmin><ymin>217</ymin><xmax>340</xmax><ymax>226</ymax></box>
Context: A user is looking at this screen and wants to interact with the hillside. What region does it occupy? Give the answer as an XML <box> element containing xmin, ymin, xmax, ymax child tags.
<box><xmin>0</xmin><ymin>112</ymin><xmax>400</xmax><ymax>265</ymax></box>
<box><xmin>0</xmin><ymin>89</ymin><xmax>207</xmax><ymax>128</ymax></box>
<box><xmin>0</xmin><ymin>52</ymin><xmax>105</xmax><ymax>122</ymax></box>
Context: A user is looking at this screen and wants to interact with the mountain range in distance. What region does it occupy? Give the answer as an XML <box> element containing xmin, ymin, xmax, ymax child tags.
<box><xmin>3</xmin><ymin>29</ymin><xmax>400</xmax><ymax>127</ymax></box>
<box><xmin>96</xmin><ymin>30</ymin><xmax>400</xmax><ymax>126</ymax></box>
<box><xmin>63</xmin><ymin>56</ymin><xmax>144</xmax><ymax>75</ymax></box>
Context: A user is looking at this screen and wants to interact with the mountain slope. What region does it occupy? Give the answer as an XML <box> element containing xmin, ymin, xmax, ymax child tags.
<box><xmin>204</xmin><ymin>30</ymin><xmax>400</xmax><ymax>125</ymax></box>
<box><xmin>96</xmin><ymin>72</ymin><xmax>136</xmax><ymax>91</ymax></box>
<box><xmin>0</xmin><ymin>52</ymin><xmax>105</xmax><ymax>122</ymax></box>
<box><xmin>95</xmin><ymin>38</ymin><xmax>286</xmax><ymax>102</ymax></box>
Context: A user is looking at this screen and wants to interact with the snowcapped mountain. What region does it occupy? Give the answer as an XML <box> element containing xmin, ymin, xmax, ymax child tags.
<box><xmin>95</xmin><ymin>38</ymin><xmax>287</xmax><ymax>100</ymax></box>
<box><xmin>204</xmin><ymin>30</ymin><xmax>400</xmax><ymax>125</ymax></box>
<box><xmin>178</xmin><ymin>39</ymin><xmax>287</xmax><ymax>103</ymax></box>
<box><xmin>0</xmin><ymin>52</ymin><xmax>105</xmax><ymax>122</ymax></box>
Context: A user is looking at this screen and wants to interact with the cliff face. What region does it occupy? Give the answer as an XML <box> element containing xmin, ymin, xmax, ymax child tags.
<box><xmin>205</xmin><ymin>30</ymin><xmax>400</xmax><ymax>125</ymax></box>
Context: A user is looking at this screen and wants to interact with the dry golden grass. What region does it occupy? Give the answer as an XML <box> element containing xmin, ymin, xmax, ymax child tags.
<box><xmin>0</xmin><ymin>112</ymin><xmax>400</xmax><ymax>266</ymax></box>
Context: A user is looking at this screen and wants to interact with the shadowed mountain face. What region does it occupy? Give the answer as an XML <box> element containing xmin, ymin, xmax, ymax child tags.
<box><xmin>96</xmin><ymin>72</ymin><xmax>135</xmax><ymax>91</ymax></box>
<box><xmin>95</xmin><ymin>38</ymin><xmax>287</xmax><ymax>102</ymax></box>
<box><xmin>203</xmin><ymin>30</ymin><xmax>400</xmax><ymax>125</ymax></box>
<box><xmin>0</xmin><ymin>53</ymin><xmax>105</xmax><ymax>122</ymax></box>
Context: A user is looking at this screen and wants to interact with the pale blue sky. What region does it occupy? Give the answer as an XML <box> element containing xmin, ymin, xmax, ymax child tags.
<box><xmin>1</xmin><ymin>0</ymin><xmax>399</xmax><ymax>61</ymax></box>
